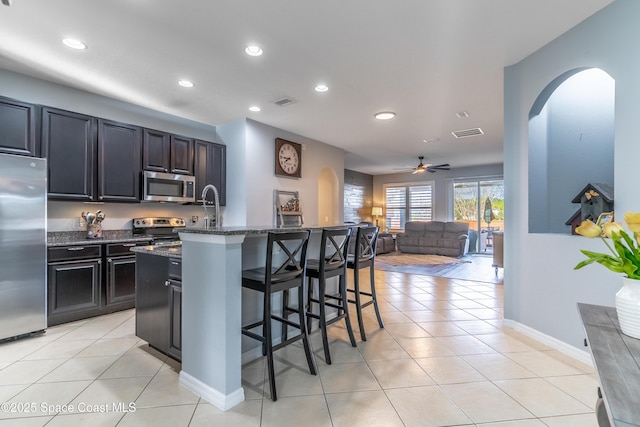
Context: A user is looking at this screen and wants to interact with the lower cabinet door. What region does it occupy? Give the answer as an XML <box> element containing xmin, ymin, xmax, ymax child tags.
<box><xmin>106</xmin><ymin>256</ymin><xmax>136</xmax><ymax>306</ymax></box>
<box><xmin>135</xmin><ymin>253</ymin><xmax>170</xmax><ymax>352</ymax></box>
<box><xmin>48</xmin><ymin>259</ymin><xmax>102</xmax><ymax>326</ymax></box>
<box><xmin>168</xmin><ymin>281</ymin><xmax>182</xmax><ymax>361</ymax></box>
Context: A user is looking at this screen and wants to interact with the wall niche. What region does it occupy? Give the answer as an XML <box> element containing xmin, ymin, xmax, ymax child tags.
<box><xmin>528</xmin><ymin>68</ymin><xmax>615</xmax><ymax>234</ymax></box>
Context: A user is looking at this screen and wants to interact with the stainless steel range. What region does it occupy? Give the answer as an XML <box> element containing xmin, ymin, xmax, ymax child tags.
<box><xmin>132</xmin><ymin>217</ymin><xmax>186</xmax><ymax>244</ymax></box>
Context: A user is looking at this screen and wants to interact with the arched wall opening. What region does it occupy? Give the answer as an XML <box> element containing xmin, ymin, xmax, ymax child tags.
<box><xmin>528</xmin><ymin>68</ymin><xmax>615</xmax><ymax>234</ymax></box>
<box><xmin>318</xmin><ymin>167</ymin><xmax>339</xmax><ymax>225</ymax></box>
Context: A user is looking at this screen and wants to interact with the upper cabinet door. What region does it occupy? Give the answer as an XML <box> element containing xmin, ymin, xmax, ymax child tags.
<box><xmin>0</xmin><ymin>96</ymin><xmax>38</xmax><ymax>157</ymax></box>
<box><xmin>170</xmin><ymin>135</ymin><xmax>194</xmax><ymax>175</ymax></box>
<box><xmin>142</xmin><ymin>129</ymin><xmax>171</xmax><ymax>173</ymax></box>
<box><xmin>98</xmin><ymin>119</ymin><xmax>142</xmax><ymax>202</ymax></box>
<box><xmin>42</xmin><ymin>107</ymin><xmax>96</xmax><ymax>201</ymax></box>
<box><xmin>194</xmin><ymin>140</ymin><xmax>226</xmax><ymax>206</ymax></box>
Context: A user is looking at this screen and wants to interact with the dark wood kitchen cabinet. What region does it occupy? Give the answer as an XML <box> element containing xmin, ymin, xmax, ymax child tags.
<box><xmin>142</xmin><ymin>129</ymin><xmax>193</xmax><ymax>175</ymax></box>
<box><xmin>0</xmin><ymin>95</ymin><xmax>39</xmax><ymax>157</ymax></box>
<box><xmin>167</xmin><ymin>258</ymin><xmax>182</xmax><ymax>361</ymax></box>
<box><xmin>42</xmin><ymin>107</ymin><xmax>96</xmax><ymax>201</ymax></box>
<box><xmin>142</xmin><ymin>128</ymin><xmax>171</xmax><ymax>173</ymax></box>
<box><xmin>48</xmin><ymin>241</ymin><xmax>149</xmax><ymax>326</ymax></box>
<box><xmin>48</xmin><ymin>245</ymin><xmax>102</xmax><ymax>326</ymax></box>
<box><xmin>44</xmin><ymin>110</ymin><xmax>142</xmax><ymax>202</ymax></box>
<box><xmin>98</xmin><ymin>119</ymin><xmax>142</xmax><ymax>202</ymax></box>
<box><xmin>194</xmin><ymin>139</ymin><xmax>226</xmax><ymax>206</ymax></box>
<box><xmin>170</xmin><ymin>135</ymin><xmax>193</xmax><ymax>175</ymax></box>
<box><xmin>135</xmin><ymin>253</ymin><xmax>182</xmax><ymax>361</ymax></box>
<box><xmin>105</xmin><ymin>243</ymin><xmax>139</xmax><ymax>309</ymax></box>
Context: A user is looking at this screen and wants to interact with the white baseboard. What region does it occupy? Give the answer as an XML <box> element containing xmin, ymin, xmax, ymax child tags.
<box><xmin>503</xmin><ymin>318</ymin><xmax>593</xmax><ymax>366</ymax></box>
<box><xmin>179</xmin><ymin>371</ymin><xmax>245</xmax><ymax>411</ymax></box>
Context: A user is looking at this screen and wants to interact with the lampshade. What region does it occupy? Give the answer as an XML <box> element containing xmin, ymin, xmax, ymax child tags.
<box><xmin>371</xmin><ymin>207</ymin><xmax>383</xmax><ymax>216</ymax></box>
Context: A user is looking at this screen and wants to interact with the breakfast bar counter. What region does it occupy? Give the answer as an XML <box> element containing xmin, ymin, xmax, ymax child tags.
<box><xmin>177</xmin><ymin>225</ymin><xmax>340</xmax><ymax>411</ymax></box>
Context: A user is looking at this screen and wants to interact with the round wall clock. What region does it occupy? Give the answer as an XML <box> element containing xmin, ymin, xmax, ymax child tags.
<box><xmin>275</xmin><ymin>138</ymin><xmax>302</xmax><ymax>178</ymax></box>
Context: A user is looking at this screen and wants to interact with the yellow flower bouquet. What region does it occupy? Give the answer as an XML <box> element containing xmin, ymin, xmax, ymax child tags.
<box><xmin>574</xmin><ymin>212</ymin><xmax>640</xmax><ymax>279</ymax></box>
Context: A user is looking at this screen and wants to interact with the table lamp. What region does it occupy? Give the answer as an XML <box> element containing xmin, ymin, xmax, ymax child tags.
<box><xmin>371</xmin><ymin>207</ymin><xmax>383</xmax><ymax>227</ymax></box>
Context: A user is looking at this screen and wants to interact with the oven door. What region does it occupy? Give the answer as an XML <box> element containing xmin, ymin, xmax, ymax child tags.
<box><xmin>143</xmin><ymin>171</ymin><xmax>195</xmax><ymax>203</ymax></box>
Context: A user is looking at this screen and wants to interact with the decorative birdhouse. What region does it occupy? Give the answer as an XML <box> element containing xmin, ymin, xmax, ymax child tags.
<box><xmin>570</xmin><ymin>183</ymin><xmax>614</xmax><ymax>225</ymax></box>
<box><xmin>565</xmin><ymin>209</ymin><xmax>582</xmax><ymax>235</ymax></box>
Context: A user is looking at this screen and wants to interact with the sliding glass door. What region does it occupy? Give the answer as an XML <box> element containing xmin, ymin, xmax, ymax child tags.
<box><xmin>453</xmin><ymin>179</ymin><xmax>504</xmax><ymax>254</ymax></box>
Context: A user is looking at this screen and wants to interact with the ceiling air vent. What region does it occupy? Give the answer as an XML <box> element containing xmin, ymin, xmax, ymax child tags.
<box><xmin>272</xmin><ymin>97</ymin><xmax>296</xmax><ymax>107</ymax></box>
<box><xmin>452</xmin><ymin>128</ymin><xmax>484</xmax><ymax>139</ymax></box>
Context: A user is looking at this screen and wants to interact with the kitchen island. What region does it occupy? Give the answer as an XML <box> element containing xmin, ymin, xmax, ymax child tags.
<box><xmin>176</xmin><ymin>225</ymin><xmax>342</xmax><ymax>411</ymax></box>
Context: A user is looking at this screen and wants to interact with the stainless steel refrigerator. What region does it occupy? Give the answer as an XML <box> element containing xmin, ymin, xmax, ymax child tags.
<box><xmin>0</xmin><ymin>152</ymin><xmax>47</xmax><ymax>340</ymax></box>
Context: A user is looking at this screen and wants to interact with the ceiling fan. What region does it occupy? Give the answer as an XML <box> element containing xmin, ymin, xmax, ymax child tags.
<box><xmin>409</xmin><ymin>156</ymin><xmax>450</xmax><ymax>174</ymax></box>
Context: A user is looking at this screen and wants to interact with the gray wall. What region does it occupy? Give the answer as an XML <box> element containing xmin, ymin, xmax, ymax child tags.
<box><xmin>528</xmin><ymin>69</ymin><xmax>615</xmax><ymax>233</ymax></box>
<box><xmin>504</xmin><ymin>0</ymin><xmax>640</xmax><ymax>350</ymax></box>
<box><xmin>217</xmin><ymin>118</ymin><xmax>345</xmax><ymax>227</ymax></box>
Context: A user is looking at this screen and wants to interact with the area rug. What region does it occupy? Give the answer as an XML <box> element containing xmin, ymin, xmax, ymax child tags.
<box><xmin>376</xmin><ymin>251</ymin><xmax>471</xmax><ymax>267</ymax></box>
<box><xmin>375</xmin><ymin>252</ymin><xmax>502</xmax><ymax>284</ymax></box>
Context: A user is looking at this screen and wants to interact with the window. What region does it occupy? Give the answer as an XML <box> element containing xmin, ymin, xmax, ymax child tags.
<box><xmin>384</xmin><ymin>182</ymin><xmax>433</xmax><ymax>231</ymax></box>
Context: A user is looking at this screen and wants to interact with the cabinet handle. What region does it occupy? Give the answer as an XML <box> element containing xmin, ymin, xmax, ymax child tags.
<box><xmin>107</xmin><ymin>258</ymin><xmax>112</xmax><ymax>264</ymax></box>
<box><xmin>66</xmin><ymin>247</ymin><xmax>86</xmax><ymax>251</ymax></box>
<box><xmin>165</xmin><ymin>280</ymin><xmax>170</xmax><ymax>287</ymax></box>
<box><xmin>170</xmin><ymin>261</ymin><xmax>180</xmax><ymax>266</ymax></box>
<box><xmin>98</xmin><ymin>260</ymin><xmax>102</xmax><ymax>265</ymax></box>
<box><xmin>121</xmin><ymin>243</ymin><xmax>137</xmax><ymax>247</ymax></box>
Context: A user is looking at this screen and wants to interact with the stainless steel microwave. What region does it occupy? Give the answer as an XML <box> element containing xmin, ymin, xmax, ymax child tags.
<box><xmin>142</xmin><ymin>171</ymin><xmax>195</xmax><ymax>203</ymax></box>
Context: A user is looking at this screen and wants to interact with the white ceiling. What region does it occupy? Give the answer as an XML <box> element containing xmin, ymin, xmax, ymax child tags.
<box><xmin>0</xmin><ymin>0</ymin><xmax>614</xmax><ymax>175</ymax></box>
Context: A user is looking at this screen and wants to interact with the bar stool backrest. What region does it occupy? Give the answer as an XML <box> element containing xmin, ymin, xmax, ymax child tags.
<box><xmin>265</xmin><ymin>230</ymin><xmax>311</xmax><ymax>284</ymax></box>
<box><xmin>319</xmin><ymin>227</ymin><xmax>352</xmax><ymax>272</ymax></box>
<box><xmin>353</xmin><ymin>226</ymin><xmax>379</xmax><ymax>266</ymax></box>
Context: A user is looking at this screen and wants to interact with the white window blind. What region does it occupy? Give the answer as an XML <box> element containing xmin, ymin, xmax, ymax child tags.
<box><xmin>384</xmin><ymin>183</ymin><xmax>433</xmax><ymax>231</ymax></box>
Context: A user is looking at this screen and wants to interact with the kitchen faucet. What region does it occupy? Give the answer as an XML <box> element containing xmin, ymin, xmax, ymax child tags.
<box><xmin>202</xmin><ymin>184</ymin><xmax>220</xmax><ymax>229</ymax></box>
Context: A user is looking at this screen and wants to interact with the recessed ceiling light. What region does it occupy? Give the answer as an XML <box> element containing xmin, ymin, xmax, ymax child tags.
<box><xmin>456</xmin><ymin>111</ymin><xmax>469</xmax><ymax>118</ymax></box>
<box><xmin>178</xmin><ymin>80</ymin><xmax>194</xmax><ymax>88</ymax></box>
<box><xmin>374</xmin><ymin>111</ymin><xmax>396</xmax><ymax>120</ymax></box>
<box><xmin>249</xmin><ymin>106</ymin><xmax>261</xmax><ymax>112</ymax></box>
<box><xmin>314</xmin><ymin>84</ymin><xmax>329</xmax><ymax>93</ymax></box>
<box><xmin>245</xmin><ymin>44</ymin><xmax>263</xmax><ymax>56</ymax></box>
<box><xmin>62</xmin><ymin>38</ymin><xmax>87</xmax><ymax>50</ymax></box>
<box><xmin>423</xmin><ymin>138</ymin><xmax>440</xmax><ymax>143</ymax></box>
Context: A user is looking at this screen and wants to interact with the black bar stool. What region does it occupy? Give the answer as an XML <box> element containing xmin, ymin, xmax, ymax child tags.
<box><xmin>304</xmin><ymin>227</ymin><xmax>356</xmax><ymax>364</ymax></box>
<box><xmin>347</xmin><ymin>225</ymin><xmax>384</xmax><ymax>341</ymax></box>
<box><xmin>241</xmin><ymin>230</ymin><xmax>316</xmax><ymax>401</ymax></box>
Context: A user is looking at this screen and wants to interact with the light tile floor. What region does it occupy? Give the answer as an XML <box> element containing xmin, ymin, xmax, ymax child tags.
<box><xmin>0</xmin><ymin>270</ymin><xmax>598</xmax><ymax>426</ymax></box>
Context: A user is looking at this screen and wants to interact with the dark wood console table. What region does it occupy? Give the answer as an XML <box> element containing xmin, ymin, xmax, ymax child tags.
<box><xmin>578</xmin><ymin>303</ymin><xmax>640</xmax><ymax>427</ymax></box>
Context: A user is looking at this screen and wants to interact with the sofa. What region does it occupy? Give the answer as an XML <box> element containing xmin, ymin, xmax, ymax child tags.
<box><xmin>396</xmin><ymin>221</ymin><xmax>469</xmax><ymax>257</ymax></box>
<box><xmin>376</xmin><ymin>233</ymin><xmax>395</xmax><ymax>254</ymax></box>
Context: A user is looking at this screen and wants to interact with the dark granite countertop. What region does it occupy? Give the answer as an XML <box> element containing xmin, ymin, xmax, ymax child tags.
<box><xmin>130</xmin><ymin>242</ymin><xmax>182</xmax><ymax>258</ymax></box>
<box><xmin>47</xmin><ymin>230</ymin><xmax>153</xmax><ymax>247</ymax></box>
<box><xmin>178</xmin><ymin>224</ymin><xmax>349</xmax><ymax>236</ymax></box>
